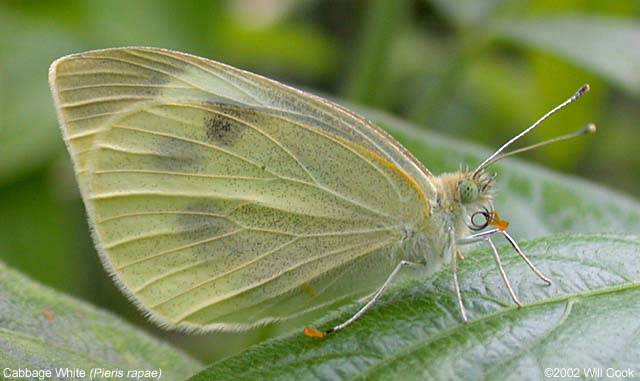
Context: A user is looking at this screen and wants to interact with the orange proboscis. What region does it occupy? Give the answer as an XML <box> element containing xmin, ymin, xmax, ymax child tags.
<box><xmin>490</xmin><ymin>211</ymin><xmax>510</xmax><ymax>231</ymax></box>
<box><xmin>304</xmin><ymin>326</ymin><xmax>327</xmax><ymax>339</ymax></box>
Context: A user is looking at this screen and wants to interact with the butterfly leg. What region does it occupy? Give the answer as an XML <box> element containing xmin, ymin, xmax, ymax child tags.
<box><xmin>450</xmin><ymin>226</ymin><xmax>496</xmax><ymax>321</ymax></box>
<box><xmin>450</xmin><ymin>233</ymin><xmax>468</xmax><ymax>322</ymax></box>
<box><xmin>454</xmin><ymin>228</ymin><xmax>517</xmax><ymax>319</ymax></box>
<box><xmin>304</xmin><ymin>260</ymin><xmax>421</xmax><ymax>338</ymax></box>
<box><xmin>487</xmin><ymin>236</ymin><xmax>521</xmax><ymax>307</ymax></box>
<box><xmin>454</xmin><ymin>227</ymin><xmax>552</xmax><ymax>317</ymax></box>
<box><xmin>502</xmin><ymin>230</ymin><xmax>552</xmax><ymax>285</ymax></box>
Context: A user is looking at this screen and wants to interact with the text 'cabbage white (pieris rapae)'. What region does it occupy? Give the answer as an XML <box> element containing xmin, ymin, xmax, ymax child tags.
<box><xmin>49</xmin><ymin>47</ymin><xmax>594</xmax><ymax>338</ymax></box>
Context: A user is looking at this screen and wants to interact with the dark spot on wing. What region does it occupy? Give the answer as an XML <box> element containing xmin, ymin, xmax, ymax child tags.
<box><xmin>152</xmin><ymin>136</ymin><xmax>202</xmax><ymax>172</ymax></box>
<box><xmin>177</xmin><ymin>204</ymin><xmax>224</xmax><ymax>238</ymax></box>
<box><xmin>204</xmin><ymin>114</ymin><xmax>244</xmax><ymax>146</ymax></box>
<box><xmin>144</xmin><ymin>73</ymin><xmax>171</xmax><ymax>96</ymax></box>
<box><xmin>176</xmin><ymin>202</ymin><xmax>238</xmax><ymax>260</ymax></box>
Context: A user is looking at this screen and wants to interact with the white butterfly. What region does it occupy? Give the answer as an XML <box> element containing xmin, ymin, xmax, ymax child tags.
<box><xmin>49</xmin><ymin>47</ymin><xmax>593</xmax><ymax>337</ymax></box>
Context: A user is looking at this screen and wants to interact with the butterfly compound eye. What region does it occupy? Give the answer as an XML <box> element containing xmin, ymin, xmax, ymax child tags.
<box><xmin>469</xmin><ymin>208</ymin><xmax>491</xmax><ymax>231</ymax></box>
<box><xmin>459</xmin><ymin>180</ymin><xmax>479</xmax><ymax>204</ymax></box>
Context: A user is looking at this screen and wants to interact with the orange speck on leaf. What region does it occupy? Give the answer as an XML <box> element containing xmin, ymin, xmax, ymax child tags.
<box><xmin>43</xmin><ymin>307</ymin><xmax>55</xmax><ymax>321</ymax></box>
<box><xmin>304</xmin><ymin>326</ymin><xmax>326</xmax><ymax>339</ymax></box>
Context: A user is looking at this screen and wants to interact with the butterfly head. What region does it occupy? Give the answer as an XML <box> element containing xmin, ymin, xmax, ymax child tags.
<box><xmin>430</xmin><ymin>169</ymin><xmax>496</xmax><ymax>237</ymax></box>
<box><xmin>460</xmin><ymin>169</ymin><xmax>516</xmax><ymax>233</ymax></box>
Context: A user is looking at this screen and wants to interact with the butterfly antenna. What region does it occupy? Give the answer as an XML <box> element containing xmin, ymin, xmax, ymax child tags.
<box><xmin>474</xmin><ymin>84</ymin><xmax>591</xmax><ymax>176</ymax></box>
<box><xmin>490</xmin><ymin>123</ymin><xmax>596</xmax><ymax>162</ymax></box>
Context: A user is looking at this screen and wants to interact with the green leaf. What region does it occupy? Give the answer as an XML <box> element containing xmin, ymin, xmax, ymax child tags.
<box><xmin>190</xmin><ymin>234</ymin><xmax>640</xmax><ymax>381</ymax></box>
<box><xmin>0</xmin><ymin>260</ymin><xmax>201</xmax><ymax>380</ymax></box>
<box><xmin>497</xmin><ymin>15</ymin><xmax>640</xmax><ymax>95</ymax></box>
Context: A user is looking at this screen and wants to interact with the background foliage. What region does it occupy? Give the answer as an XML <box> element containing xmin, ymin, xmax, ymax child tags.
<box><xmin>0</xmin><ymin>0</ymin><xmax>638</xmax><ymax>367</ymax></box>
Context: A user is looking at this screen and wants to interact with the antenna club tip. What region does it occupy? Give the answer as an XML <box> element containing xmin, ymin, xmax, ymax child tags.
<box><xmin>585</xmin><ymin>123</ymin><xmax>597</xmax><ymax>133</ymax></box>
<box><xmin>578</xmin><ymin>84</ymin><xmax>590</xmax><ymax>95</ymax></box>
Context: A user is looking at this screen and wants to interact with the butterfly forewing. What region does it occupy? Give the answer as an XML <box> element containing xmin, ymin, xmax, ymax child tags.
<box><xmin>50</xmin><ymin>47</ymin><xmax>431</xmax><ymax>331</ymax></box>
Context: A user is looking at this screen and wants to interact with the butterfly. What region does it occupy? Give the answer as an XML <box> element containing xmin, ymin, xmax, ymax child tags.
<box><xmin>49</xmin><ymin>47</ymin><xmax>594</xmax><ymax>337</ymax></box>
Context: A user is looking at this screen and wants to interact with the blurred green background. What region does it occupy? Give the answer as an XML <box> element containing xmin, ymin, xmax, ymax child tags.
<box><xmin>0</xmin><ymin>0</ymin><xmax>638</xmax><ymax>363</ymax></box>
